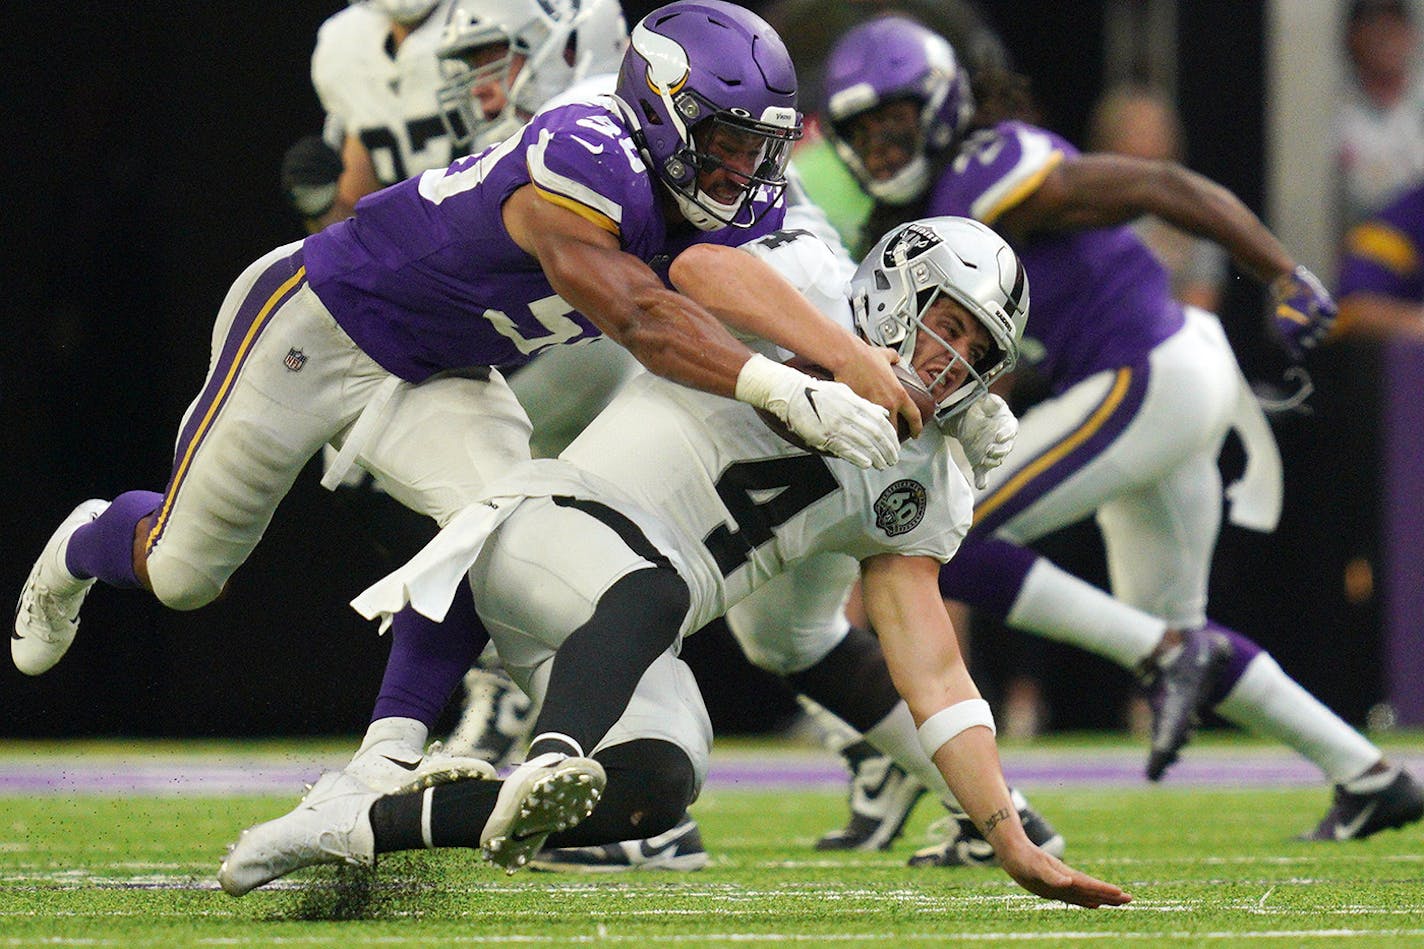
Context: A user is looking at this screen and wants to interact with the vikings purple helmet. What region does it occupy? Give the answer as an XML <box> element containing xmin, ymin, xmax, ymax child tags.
<box><xmin>823</xmin><ymin>16</ymin><xmax>975</xmax><ymax>206</ymax></box>
<box><xmin>613</xmin><ymin>0</ymin><xmax>802</xmax><ymax>230</ymax></box>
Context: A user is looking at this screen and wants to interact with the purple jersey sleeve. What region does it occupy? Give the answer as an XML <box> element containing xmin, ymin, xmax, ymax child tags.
<box><xmin>927</xmin><ymin>122</ymin><xmax>1184</xmax><ymax>391</ymax></box>
<box><xmin>1338</xmin><ymin>184</ymin><xmax>1424</xmax><ymax>302</ymax></box>
<box><xmin>301</xmin><ymin>98</ymin><xmax>784</xmax><ymax>382</ymax></box>
<box><xmin>524</xmin><ymin>103</ymin><xmax>665</xmax><ymax>257</ymax></box>
<box><xmin>302</xmin><ymin>102</ymin><xmax>671</xmax><ymax>380</ymax></box>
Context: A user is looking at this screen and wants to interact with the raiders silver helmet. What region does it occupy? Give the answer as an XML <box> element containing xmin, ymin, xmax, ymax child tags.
<box><xmin>850</xmin><ymin>216</ymin><xmax>1027</xmax><ymax>426</ymax></box>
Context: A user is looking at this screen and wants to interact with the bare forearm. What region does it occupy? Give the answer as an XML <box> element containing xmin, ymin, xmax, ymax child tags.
<box><xmin>544</xmin><ymin>240</ymin><xmax>753</xmax><ymax>398</ymax></box>
<box><xmin>670</xmin><ymin>244</ymin><xmax>914</xmax><ymax>428</ymax></box>
<box><xmin>868</xmin><ymin>570</ymin><xmax>1028</xmax><ymax>847</ymax></box>
<box><xmin>929</xmin><ymin>725</ymin><xmax>1023</xmax><ymax>844</ymax></box>
<box><xmin>671</xmin><ymin>245</ymin><xmax>864</xmax><ymax>374</ymax></box>
<box><xmin>862</xmin><ymin>554</ymin><xmax>1130</xmax><ymax>907</ymax></box>
<box><xmin>1025</xmin><ymin>156</ymin><xmax>1295</xmax><ymax>284</ymax></box>
<box><xmin>1140</xmin><ymin>165</ymin><xmax>1293</xmax><ymax>284</ymax></box>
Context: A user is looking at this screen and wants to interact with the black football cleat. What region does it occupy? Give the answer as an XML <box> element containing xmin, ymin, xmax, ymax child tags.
<box><xmin>815</xmin><ymin>741</ymin><xmax>927</xmax><ymax>851</ymax></box>
<box><xmin>1142</xmin><ymin>627</ymin><xmax>1233</xmax><ymax>781</ymax></box>
<box><xmin>1299</xmin><ymin>767</ymin><xmax>1424</xmax><ymax>841</ymax></box>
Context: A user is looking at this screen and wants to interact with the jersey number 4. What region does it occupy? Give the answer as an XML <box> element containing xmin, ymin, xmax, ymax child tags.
<box><xmin>704</xmin><ymin>454</ymin><xmax>838</xmax><ymax>577</ymax></box>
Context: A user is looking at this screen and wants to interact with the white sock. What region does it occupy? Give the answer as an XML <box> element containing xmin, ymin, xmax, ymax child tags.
<box><xmin>1006</xmin><ymin>559</ymin><xmax>1167</xmax><ymax>668</ymax></box>
<box><xmin>1214</xmin><ymin>654</ymin><xmax>1382</xmax><ymax>783</ymax></box>
<box><xmin>355</xmin><ymin>717</ymin><xmax>429</xmax><ymax>760</ymax></box>
<box><xmin>862</xmin><ymin>701</ymin><xmax>957</xmax><ymax>805</ymax></box>
<box><xmin>528</xmin><ymin>732</ymin><xmax>584</xmax><ymax>759</ymax></box>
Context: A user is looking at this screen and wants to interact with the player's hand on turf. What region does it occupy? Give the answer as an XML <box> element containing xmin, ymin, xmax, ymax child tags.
<box><xmin>834</xmin><ymin>345</ymin><xmax>923</xmax><ymax>440</ymax></box>
<box><xmin>281</xmin><ymin>136</ymin><xmax>344</xmax><ymax>219</ymax></box>
<box><xmin>998</xmin><ymin>841</ymin><xmax>1132</xmax><ymax>909</ymax></box>
<box><xmin>1269</xmin><ymin>265</ymin><xmax>1336</xmax><ymax>361</ymax></box>
<box><xmin>944</xmin><ymin>393</ymin><xmax>1017</xmax><ymax>490</ymax></box>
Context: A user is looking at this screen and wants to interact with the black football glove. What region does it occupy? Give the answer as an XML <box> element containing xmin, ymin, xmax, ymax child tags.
<box><xmin>281</xmin><ymin>135</ymin><xmax>343</xmax><ymax>219</ymax></box>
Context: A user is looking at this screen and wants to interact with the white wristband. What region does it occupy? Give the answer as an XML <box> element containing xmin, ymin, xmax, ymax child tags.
<box><xmin>918</xmin><ymin>698</ymin><xmax>996</xmax><ymax>759</ymax></box>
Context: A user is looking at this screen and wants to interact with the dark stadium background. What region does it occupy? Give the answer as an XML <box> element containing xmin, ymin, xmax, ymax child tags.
<box><xmin>1</xmin><ymin>1</ymin><xmax>1385</xmax><ymax>739</ymax></box>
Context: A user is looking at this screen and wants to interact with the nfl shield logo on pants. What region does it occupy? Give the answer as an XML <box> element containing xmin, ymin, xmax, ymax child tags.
<box><xmin>283</xmin><ymin>348</ymin><xmax>308</xmax><ymax>372</ymax></box>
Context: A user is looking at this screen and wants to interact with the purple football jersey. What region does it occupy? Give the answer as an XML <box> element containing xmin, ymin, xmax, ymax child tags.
<box><xmin>928</xmin><ymin>121</ymin><xmax>1185</xmax><ymax>391</ymax></box>
<box><xmin>302</xmin><ymin>99</ymin><xmax>785</xmax><ymax>381</ymax></box>
<box><xmin>1338</xmin><ymin>182</ymin><xmax>1424</xmax><ymax>302</ymax></box>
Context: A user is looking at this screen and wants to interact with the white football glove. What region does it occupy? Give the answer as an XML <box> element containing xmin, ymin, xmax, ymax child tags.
<box><xmin>736</xmin><ymin>354</ymin><xmax>900</xmax><ymax>470</ymax></box>
<box><xmin>944</xmin><ymin>393</ymin><xmax>1017</xmax><ymax>490</ymax></box>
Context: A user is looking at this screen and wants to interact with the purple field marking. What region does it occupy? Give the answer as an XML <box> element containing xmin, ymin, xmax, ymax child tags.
<box><xmin>3</xmin><ymin>748</ymin><xmax>1422</xmax><ymax>796</ymax></box>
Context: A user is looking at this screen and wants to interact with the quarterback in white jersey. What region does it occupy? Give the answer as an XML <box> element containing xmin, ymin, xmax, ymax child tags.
<box><xmin>219</xmin><ymin>218</ymin><xmax>1131</xmax><ymax>910</ymax></box>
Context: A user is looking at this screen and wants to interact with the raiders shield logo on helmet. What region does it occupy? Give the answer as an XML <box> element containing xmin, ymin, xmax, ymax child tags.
<box><xmin>883</xmin><ymin>223</ymin><xmax>941</xmax><ymax>266</ymax></box>
<box><xmin>874</xmin><ymin>479</ymin><xmax>928</xmax><ymax>536</ymax></box>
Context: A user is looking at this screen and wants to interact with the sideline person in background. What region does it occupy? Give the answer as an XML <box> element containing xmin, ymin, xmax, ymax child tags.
<box><xmin>1336</xmin><ymin>179</ymin><xmax>1424</xmax><ymax>342</ymax></box>
<box><xmin>1086</xmin><ymin>84</ymin><xmax>1229</xmax><ymax>314</ymax></box>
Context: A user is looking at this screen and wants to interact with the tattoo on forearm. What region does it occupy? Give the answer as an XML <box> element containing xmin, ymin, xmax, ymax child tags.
<box><xmin>982</xmin><ymin>808</ymin><xmax>1011</xmax><ymax>836</ymax></box>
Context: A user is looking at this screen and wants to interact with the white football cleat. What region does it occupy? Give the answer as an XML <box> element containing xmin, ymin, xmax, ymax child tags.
<box><xmin>480</xmin><ymin>752</ymin><xmax>606</xmax><ymax>874</ymax></box>
<box><xmin>218</xmin><ymin>771</ymin><xmax>377</xmax><ymax>897</ymax></box>
<box><xmin>328</xmin><ymin>738</ymin><xmax>497</xmax><ymax>802</ymax></box>
<box><xmin>13</xmin><ymin>499</ymin><xmax>110</xmax><ymax>675</ymax></box>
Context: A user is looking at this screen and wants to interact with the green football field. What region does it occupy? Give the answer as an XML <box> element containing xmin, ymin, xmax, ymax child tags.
<box><xmin>2</xmin><ymin>734</ymin><xmax>1423</xmax><ymax>947</ymax></box>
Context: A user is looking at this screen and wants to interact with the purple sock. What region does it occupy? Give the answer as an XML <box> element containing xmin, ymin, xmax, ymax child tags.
<box><xmin>938</xmin><ymin>536</ymin><xmax>1039</xmax><ymax>618</ymax></box>
<box><xmin>64</xmin><ymin>490</ymin><xmax>162</xmax><ymax>589</ymax></box>
<box><xmin>370</xmin><ymin>581</ymin><xmax>490</xmax><ymax>727</ymax></box>
<box><xmin>1203</xmin><ymin>620</ymin><xmax>1263</xmax><ymax>706</ymax></box>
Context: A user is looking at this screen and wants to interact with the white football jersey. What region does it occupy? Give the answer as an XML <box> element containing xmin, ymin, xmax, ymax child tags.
<box><xmin>312</xmin><ymin>0</ymin><xmax>457</xmax><ymax>186</ymax></box>
<box><xmin>556</xmin><ymin>231</ymin><xmax>973</xmax><ymax>631</ymax></box>
<box><xmin>354</xmin><ymin>231</ymin><xmax>973</xmax><ymax>640</ymax></box>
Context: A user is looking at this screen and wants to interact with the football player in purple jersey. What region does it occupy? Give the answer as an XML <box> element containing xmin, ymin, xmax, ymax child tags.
<box><xmin>1336</xmin><ymin>179</ymin><xmax>1424</xmax><ymax>341</ymax></box>
<box><xmin>13</xmin><ymin>1</ymin><xmax>919</xmax><ymax>769</ymax></box>
<box><xmin>805</xmin><ymin>15</ymin><xmax>1420</xmax><ymax>853</ymax></box>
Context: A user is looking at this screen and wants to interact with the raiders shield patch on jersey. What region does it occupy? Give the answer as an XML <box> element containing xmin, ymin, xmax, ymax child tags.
<box><xmin>874</xmin><ymin>479</ymin><xmax>928</xmax><ymax>536</ymax></box>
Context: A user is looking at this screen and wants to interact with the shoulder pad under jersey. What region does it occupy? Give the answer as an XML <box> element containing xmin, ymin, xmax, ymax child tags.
<box><xmin>931</xmin><ymin>121</ymin><xmax>1072</xmax><ymax>225</ymax></box>
<box><xmin>524</xmin><ymin>102</ymin><xmax>654</xmax><ymax>241</ymax></box>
